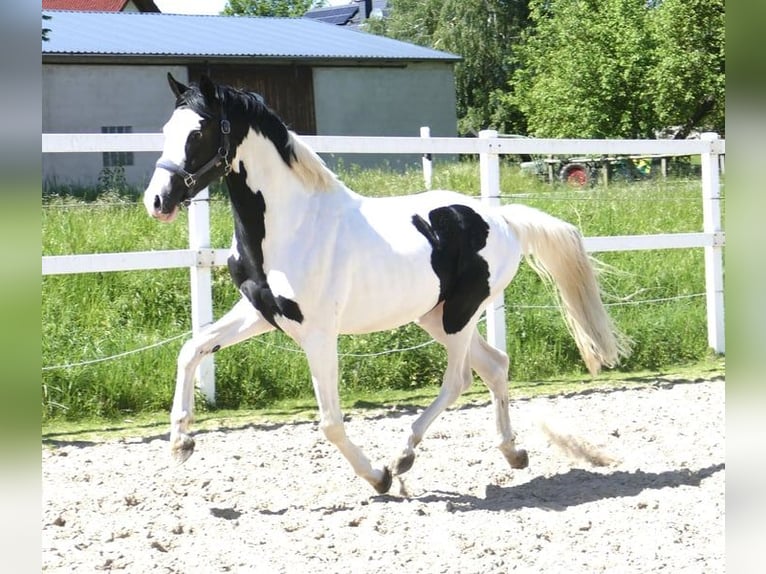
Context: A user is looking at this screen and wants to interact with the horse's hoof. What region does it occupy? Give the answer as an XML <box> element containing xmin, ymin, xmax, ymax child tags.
<box><xmin>392</xmin><ymin>450</ymin><xmax>415</xmax><ymax>476</ymax></box>
<box><xmin>170</xmin><ymin>434</ymin><xmax>195</xmax><ymax>465</ymax></box>
<box><xmin>509</xmin><ymin>448</ymin><xmax>529</xmax><ymax>469</ymax></box>
<box><xmin>372</xmin><ymin>466</ymin><xmax>393</xmax><ymax>494</ymax></box>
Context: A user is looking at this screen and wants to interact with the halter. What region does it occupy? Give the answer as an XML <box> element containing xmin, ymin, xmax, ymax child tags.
<box><xmin>155</xmin><ymin>116</ymin><xmax>233</xmax><ymax>203</ymax></box>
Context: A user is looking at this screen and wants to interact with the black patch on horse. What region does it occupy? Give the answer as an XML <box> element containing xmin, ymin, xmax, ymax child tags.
<box><xmin>412</xmin><ymin>205</ymin><xmax>491</xmax><ymax>334</ymax></box>
<box><xmin>226</xmin><ymin>164</ymin><xmax>303</xmax><ymax>328</ymax></box>
<box><xmin>177</xmin><ymin>80</ymin><xmax>296</xmax><ymax>170</ymax></box>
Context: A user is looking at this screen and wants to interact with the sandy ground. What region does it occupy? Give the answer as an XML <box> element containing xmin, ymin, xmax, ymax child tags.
<box><xmin>42</xmin><ymin>377</ymin><xmax>724</xmax><ymax>573</ymax></box>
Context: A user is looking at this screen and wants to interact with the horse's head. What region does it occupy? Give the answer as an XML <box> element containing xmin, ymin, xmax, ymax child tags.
<box><xmin>143</xmin><ymin>74</ymin><xmax>232</xmax><ymax>222</ymax></box>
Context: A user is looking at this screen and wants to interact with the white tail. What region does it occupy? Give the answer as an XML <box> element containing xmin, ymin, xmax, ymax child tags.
<box><xmin>501</xmin><ymin>204</ymin><xmax>630</xmax><ymax>375</ymax></box>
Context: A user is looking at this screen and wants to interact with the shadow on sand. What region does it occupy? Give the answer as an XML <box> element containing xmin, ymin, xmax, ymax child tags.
<box><xmin>373</xmin><ymin>462</ymin><xmax>724</xmax><ymax>512</ymax></box>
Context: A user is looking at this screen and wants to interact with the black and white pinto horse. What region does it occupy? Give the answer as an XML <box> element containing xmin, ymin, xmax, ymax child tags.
<box><xmin>144</xmin><ymin>74</ymin><xmax>628</xmax><ymax>494</ymax></box>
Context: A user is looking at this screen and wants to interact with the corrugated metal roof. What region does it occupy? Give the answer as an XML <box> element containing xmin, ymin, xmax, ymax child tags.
<box><xmin>41</xmin><ymin>10</ymin><xmax>460</xmax><ymax>62</ymax></box>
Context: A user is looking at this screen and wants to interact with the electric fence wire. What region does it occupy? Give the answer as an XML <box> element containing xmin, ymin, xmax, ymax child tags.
<box><xmin>41</xmin><ymin>292</ymin><xmax>705</xmax><ymax>370</ymax></box>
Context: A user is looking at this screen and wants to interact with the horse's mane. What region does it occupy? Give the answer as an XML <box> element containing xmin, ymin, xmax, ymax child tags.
<box><xmin>286</xmin><ymin>131</ymin><xmax>339</xmax><ymax>192</ymax></box>
<box><xmin>178</xmin><ymin>82</ymin><xmax>337</xmax><ymax>192</ymax></box>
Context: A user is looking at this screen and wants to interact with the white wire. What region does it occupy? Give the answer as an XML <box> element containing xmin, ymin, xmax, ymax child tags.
<box><xmin>507</xmin><ymin>292</ymin><xmax>704</xmax><ymax>310</ymax></box>
<box><xmin>604</xmin><ymin>292</ymin><xmax>703</xmax><ymax>306</ymax></box>
<box><xmin>340</xmin><ymin>339</ymin><xmax>436</xmax><ymax>358</ymax></box>
<box><xmin>42</xmin><ymin>331</ymin><xmax>191</xmax><ymax>371</ymax></box>
<box><xmin>41</xmin><ymin>292</ymin><xmax>705</xmax><ymax>371</ymax></box>
<box><xmin>244</xmin><ymin>335</ymin><xmax>437</xmax><ymax>357</ymax></box>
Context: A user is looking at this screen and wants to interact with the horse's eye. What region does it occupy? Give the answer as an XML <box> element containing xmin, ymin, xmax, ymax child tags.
<box><xmin>190</xmin><ymin>130</ymin><xmax>202</xmax><ymax>141</ymax></box>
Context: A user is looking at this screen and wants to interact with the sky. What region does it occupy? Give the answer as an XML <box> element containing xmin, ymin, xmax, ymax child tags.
<box><xmin>154</xmin><ymin>0</ymin><xmax>348</xmax><ymax>15</ymax></box>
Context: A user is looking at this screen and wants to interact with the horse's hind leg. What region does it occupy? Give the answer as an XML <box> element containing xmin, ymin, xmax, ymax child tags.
<box><xmin>391</xmin><ymin>306</ymin><xmax>474</xmax><ymax>477</ymax></box>
<box><xmin>469</xmin><ymin>330</ymin><xmax>528</xmax><ymax>469</ymax></box>
<box><xmin>170</xmin><ymin>297</ymin><xmax>274</xmax><ymax>463</ymax></box>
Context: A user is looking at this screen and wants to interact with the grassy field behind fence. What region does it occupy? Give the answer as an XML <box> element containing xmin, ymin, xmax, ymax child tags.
<box><xmin>42</xmin><ymin>162</ymin><xmax>721</xmax><ymax>421</ymax></box>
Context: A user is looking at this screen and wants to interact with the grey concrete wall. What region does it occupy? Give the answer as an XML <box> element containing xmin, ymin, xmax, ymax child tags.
<box><xmin>312</xmin><ymin>62</ymin><xmax>458</xmax><ymax>171</ymax></box>
<box><xmin>42</xmin><ymin>64</ymin><xmax>188</xmax><ymax>189</ymax></box>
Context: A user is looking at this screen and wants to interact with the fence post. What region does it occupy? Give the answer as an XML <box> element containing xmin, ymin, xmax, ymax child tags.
<box><xmin>700</xmin><ymin>132</ymin><xmax>725</xmax><ymax>353</ymax></box>
<box><xmin>479</xmin><ymin>129</ymin><xmax>506</xmax><ymax>352</ymax></box>
<box><xmin>420</xmin><ymin>126</ymin><xmax>432</xmax><ymax>189</ymax></box>
<box><xmin>188</xmin><ymin>187</ymin><xmax>216</xmax><ymax>403</ymax></box>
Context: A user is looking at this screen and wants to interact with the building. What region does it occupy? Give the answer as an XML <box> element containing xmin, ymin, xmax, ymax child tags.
<box><xmin>304</xmin><ymin>1</ymin><xmax>389</xmax><ymax>27</ymax></box>
<box><xmin>42</xmin><ymin>0</ymin><xmax>160</xmax><ymax>12</ymax></box>
<box><xmin>42</xmin><ymin>10</ymin><xmax>459</xmax><ymax>187</ymax></box>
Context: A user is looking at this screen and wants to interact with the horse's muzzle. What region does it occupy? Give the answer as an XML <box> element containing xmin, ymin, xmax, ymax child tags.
<box><xmin>149</xmin><ymin>195</ymin><xmax>180</xmax><ymax>222</ymax></box>
<box><xmin>144</xmin><ymin>169</ymin><xmax>180</xmax><ymax>222</ymax></box>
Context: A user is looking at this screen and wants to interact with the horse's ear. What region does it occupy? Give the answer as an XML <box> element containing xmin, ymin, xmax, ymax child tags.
<box><xmin>199</xmin><ymin>74</ymin><xmax>218</xmax><ymax>105</ymax></box>
<box><xmin>167</xmin><ymin>73</ymin><xmax>188</xmax><ymax>99</ymax></box>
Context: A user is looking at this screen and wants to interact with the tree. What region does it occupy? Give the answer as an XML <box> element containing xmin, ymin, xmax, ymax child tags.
<box><xmin>649</xmin><ymin>0</ymin><xmax>725</xmax><ymax>138</ymax></box>
<box><xmin>360</xmin><ymin>0</ymin><xmax>725</xmax><ymax>138</ymax></box>
<box><xmin>512</xmin><ymin>0</ymin><xmax>724</xmax><ymax>138</ymax></box>
<box><xmin>366</xmin><ymin>0</ymin><xmax>530</xmax><ymax>136</ymax></box>
<box><xmin>512</xmin><ymin>0</ymin><xmax>657</xmax><ymax>138</ymax></box>
<box><xmin>222</xmin><ymin>0</ymin><xmax>326</xmax><ymax>18</ymax></box>
<box><xmin>364</xmin><ymin>0</ymin><xmax>444</xmax><ymax>48</ymax></box>
<box><xmin>434</xmin><ymin>0</ymin><xmax>530</xmax><ymax>135</ymax></box>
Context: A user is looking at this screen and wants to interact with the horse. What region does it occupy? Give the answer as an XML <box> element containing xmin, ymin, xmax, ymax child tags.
<box><xmin>143</xmin><ymin>73</ymin><xmax>629</xmax><ymax>494</ymax></box>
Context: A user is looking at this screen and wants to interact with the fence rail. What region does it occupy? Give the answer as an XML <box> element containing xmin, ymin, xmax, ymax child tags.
<box><xmin>42</xmin><ymin>130</ymin><xmax>725</xmax><ymax>403</ymax></box>
<box><xmin>41</xmin><ymin>132</ymin><xmax>726</xmax><ymax>156</ymax></box>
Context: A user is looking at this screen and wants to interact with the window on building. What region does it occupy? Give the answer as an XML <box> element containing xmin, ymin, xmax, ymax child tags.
<box><xmin>101</xmin><ymin>126</ymin><xmax>134</xmax><ymax>167</ymax></box>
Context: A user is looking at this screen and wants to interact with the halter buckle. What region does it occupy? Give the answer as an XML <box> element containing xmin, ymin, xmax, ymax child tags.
<box><xmin>183</xmin><ymin>173</ymin><xmax>196</xmax><ymax>189</ymax></box>
<box><xmin>221</xmin><ymin>119</ymin><xmax>231</xmax><ymax>135</ymax></box>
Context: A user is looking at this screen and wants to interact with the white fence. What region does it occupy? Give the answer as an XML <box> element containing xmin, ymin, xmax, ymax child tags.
<box><xmin>42</xmin><ymin>130</ymin><xmax>725</xmax><ymax>403</ymax></box>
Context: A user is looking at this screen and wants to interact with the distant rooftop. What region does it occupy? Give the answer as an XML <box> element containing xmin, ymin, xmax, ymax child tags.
<box><xmin>42</xmin><ymin>0</ymin><xmax>159</xmax><ymax>11</ymax></box>
<box><xmin>42</xmin><ymin>10</ymin><xmax>460</xmax><ymax>63</ymax></box>
<box><xmin>303</xmin><ymin>4</ymin><xmax>359</xmax><ymax>26</ymax></box>
<box><xmin>304</xmin><ymin>1</ymin><xmax>390</xmax><ymax>28</ymax></box>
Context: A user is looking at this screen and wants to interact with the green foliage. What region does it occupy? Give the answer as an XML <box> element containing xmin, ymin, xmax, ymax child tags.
<box><xmin>513</xmin><ymin>0</ymin><xmax>724</xmax><ymax>138</ymax></box>
<box><xmin>649</xmin><ymin>0</ymin><xmax>725</xmax><ymax>137</ymax></box>
<box><xmin>222</xmin><ymin>0</ymin><xmax>325</xmax><ymax>17</ymax></box>
<box><xmin>512</xmin><ymin>0</ymin><xmax>657</xmax><ymax>138</ymax></box>
<box><xmin>434</xmin><ymin>0</ymin><xmax>530</xmax><ymax>135</ymax></box>
<box><xmin>367</xmin><ymin>0</ymin><xmax>530</xmax><ymax>135</ymax></box>
<box><xmin>42</xmin><ymin>165</ymin><xmax>716</xmax><ymax>421</ymax></box>
<box><xmin>370</xmin><ymin>0</ymin><xmax>724</xmax><ymax>138</ymax></box>
<box><xmin>364</xmin><ymin>0</ymin><xmax>443</xmax><ymax>46</ymax></box>
<box><xmin>97</xmin><ymin>166</ymin><xmax>130</xmax><ymax>196</ymax></box>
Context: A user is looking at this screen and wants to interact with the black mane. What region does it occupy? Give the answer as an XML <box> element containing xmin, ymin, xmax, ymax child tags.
<box><xmin>176</xmin><ymin>81</ymin><xmax>295</xmax><ymax>168</ymax></box>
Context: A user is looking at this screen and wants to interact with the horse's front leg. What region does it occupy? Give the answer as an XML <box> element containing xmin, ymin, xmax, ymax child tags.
<box><xmin>302</xmin><ymin>332</ymin><xmax>392</xmax><ymax>494</ymax></box>
<box><xmin>170</xmin><ymin>298</ymin><xmax>274</xmax><ymax>463</ymax></box>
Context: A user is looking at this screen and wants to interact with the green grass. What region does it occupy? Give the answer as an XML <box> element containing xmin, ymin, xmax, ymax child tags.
<box><xmin>42</xmin><ymin>162</ymin><xmax>724</xmax><ymax>422</ymax></box>
<box><xmin>42</xmin><ymin>354</ymin><xmax>724</xmax><ymax>444</ymax></box>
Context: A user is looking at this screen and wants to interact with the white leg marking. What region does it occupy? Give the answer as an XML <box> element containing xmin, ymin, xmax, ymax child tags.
<box><xmin>301</xmin><ymin>332</ymin><xmax>391</xmax><ymax>493</ymax></box>
<box><xmin>170</xmin><ymin>298</ymin><xmax>274</xmax><ymax>463</ymax></box>
<box><xmin>469</xmin><ymin>330</ymin><xmax>528</xmax><ymax>468</ymax></box>
<box><xmin>392</xmin><ymin>307</ymin><xmax>474</xmax><ymax>475</ymax></box>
